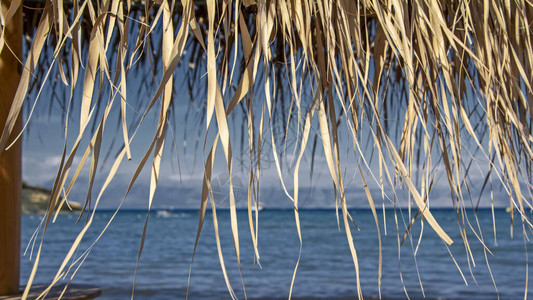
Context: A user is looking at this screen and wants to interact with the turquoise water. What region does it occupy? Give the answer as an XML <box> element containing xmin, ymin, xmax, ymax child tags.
<box><xmin>21</xmin><ymin>209</ymin><xmax>533</xmax><ymax>299</ymax></box>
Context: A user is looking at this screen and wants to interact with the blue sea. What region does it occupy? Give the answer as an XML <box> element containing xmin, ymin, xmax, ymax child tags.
<box><xmin>21</xmin><ymin>209</ymin><xmax>533</xmax><ymax>299</ymax></box>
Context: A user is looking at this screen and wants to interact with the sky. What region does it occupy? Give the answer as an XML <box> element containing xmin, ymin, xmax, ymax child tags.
<box><xmin>17</xmin><ymin>39</ymin><xmax>515</xmax><ymax>211</ymax></box>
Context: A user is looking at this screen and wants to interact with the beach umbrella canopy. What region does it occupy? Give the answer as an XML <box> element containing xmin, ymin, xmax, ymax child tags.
<box><xmin>1</xmin><ymin>0</ymin><xmax>533</xmax><ymax>298</ymax></box>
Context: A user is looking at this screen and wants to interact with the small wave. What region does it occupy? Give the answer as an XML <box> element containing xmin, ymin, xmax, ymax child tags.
<box><xmin>156</xmin><ymin>210</ymin><xmax>177</xmax><ymax>218</ymax></box>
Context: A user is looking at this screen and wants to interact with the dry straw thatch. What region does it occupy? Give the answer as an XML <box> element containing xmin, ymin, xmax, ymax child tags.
<box><xmin>1</xmin><ymin>0</ymin><xmax>533</xmax><ymax>299</ymax></box>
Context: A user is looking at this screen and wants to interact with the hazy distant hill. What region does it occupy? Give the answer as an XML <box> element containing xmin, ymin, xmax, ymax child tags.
<box><xmin>22</xmin><ymin>183</ymin><xmax>82</xmax><ymax>214</ymax></box>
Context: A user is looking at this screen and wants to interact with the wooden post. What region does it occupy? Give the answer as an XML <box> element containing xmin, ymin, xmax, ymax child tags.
<box><xmin>0</xmin><ymin>0</ymin><xmax>22</xmax><ymax>295</ymax></box>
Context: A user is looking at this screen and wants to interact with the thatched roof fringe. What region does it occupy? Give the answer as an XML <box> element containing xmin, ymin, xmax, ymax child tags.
<box><xmin>1</xmin><ymin>0</ymin><xmax>533</xmax><ymax>298</ymax></box>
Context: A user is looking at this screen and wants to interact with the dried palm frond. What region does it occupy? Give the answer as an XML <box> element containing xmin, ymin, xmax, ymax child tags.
<box><xmin>1</xmin><ymin>0</ymin><xmax>533</xmax><ymax>299</ymax></box>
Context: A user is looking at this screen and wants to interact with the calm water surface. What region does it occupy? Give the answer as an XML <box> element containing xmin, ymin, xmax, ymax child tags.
<box><xmin>21</xmin><ymin>209</ymin><xmax>533</xmax><ymax>299</ymax></box>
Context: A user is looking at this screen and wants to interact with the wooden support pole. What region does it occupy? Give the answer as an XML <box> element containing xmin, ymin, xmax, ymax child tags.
<box><xmin>0</xmin><ymin>0</ymin><xmax>23</xmax><ymax>296</ymax></box>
